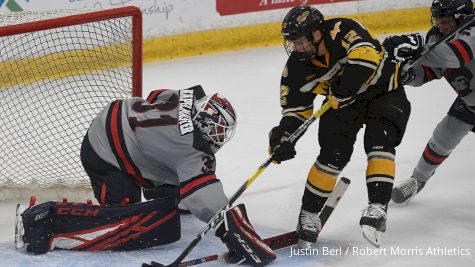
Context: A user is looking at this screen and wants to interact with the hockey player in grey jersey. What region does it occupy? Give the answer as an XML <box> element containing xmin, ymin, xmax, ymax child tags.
<box><xmin>384</xmin><ymin>0</ymin><xmax>475</xmax><ymax>204</ymax></box>
<box><xmin>82</xmin><ymin>85</ymin><xmax>233</xmax><ymax>221</ymax></box>
<box><xmin>16</xmin><ymin>85</ymin><xmax>276</xmax><ymax>266</ymax></box>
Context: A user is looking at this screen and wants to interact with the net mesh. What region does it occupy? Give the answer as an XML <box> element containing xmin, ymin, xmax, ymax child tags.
<box><xmin>0</xmin><ymin>9</ymin><xmax>140</xmax><ymax>200</ymax></box>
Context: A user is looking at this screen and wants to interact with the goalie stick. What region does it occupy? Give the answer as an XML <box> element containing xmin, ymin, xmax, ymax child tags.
<box><xmin>141</xmin><ymin>102</ymin><xmax>331</xmax><ymax>267</ymax></box>
<box><xmin>403</xmin><ymin>14</ymin><xmax>475</xmax><ymax>72</ymax></box>
<box><xmin>178</xmin><ymin>177</ymin><xmax>351</xmax><ymax>267</ymax></box>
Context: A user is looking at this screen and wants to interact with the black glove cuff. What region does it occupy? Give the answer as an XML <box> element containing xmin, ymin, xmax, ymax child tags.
<box><xmin>400</xmin><ymin>68</ymin><xmax>415</xmax><ymax>85</ymax></box>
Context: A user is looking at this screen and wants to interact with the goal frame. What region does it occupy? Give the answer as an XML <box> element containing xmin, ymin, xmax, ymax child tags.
<box><xmin>0</xmin><ymin>6</ymin><xmax>143</xmax><ymax>97</ymax></box>
<box><xmin>0</xmin><ymin>6</ymin><xmax>143</xmax><ymax>202</ymax></box>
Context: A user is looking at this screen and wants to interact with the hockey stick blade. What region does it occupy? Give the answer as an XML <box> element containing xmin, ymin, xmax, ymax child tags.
<box><xmin>141</xmin><ymin>102</ymin><xmax>331</xmax><ymax>267</ymax></box>
<box><xmin>177</xmin><ymin>177</ymin><xmax>351</xmax><ymax>266</ymax></box>
<box><xmin>404</xmin><ymin>14</ymin><xmax>475</xmax><ymax>72</ymax></box>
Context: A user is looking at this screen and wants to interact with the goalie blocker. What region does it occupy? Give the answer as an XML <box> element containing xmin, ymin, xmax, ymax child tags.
<box><xmin>16</xmin><ymin>197</ymin><xmax>180</xmax><ymax>254</ymax></box>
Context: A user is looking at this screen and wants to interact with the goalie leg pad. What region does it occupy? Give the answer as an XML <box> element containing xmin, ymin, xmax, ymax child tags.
<box><xmin>216</xmin><ymin>204</ymin><xmax>276</xmax><ymax>266</ymax></box>
<box><xmin>21</xmin><ymin>198</ymin><xmax>180</xmax><ymax>254</ymax></box>
<box><xmin>53</xmin><ymin>197</ymin><xmax>180</xmax><ymax>252</ymax></box>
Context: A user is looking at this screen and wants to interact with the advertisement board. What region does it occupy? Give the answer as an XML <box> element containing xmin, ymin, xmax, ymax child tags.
<box><xmin>0</xmin><ymin>0</ymin><xmax>432</xmax><ymax>38</ymax></box>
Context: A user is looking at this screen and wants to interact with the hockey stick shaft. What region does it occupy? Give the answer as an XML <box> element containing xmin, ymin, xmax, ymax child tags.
<box><xmin>142</xmin><ymin>102</ymin><xmax>331</xmax><ymax>267</ymax></box>
<box><xmin>403</xmin><ymin>14</ymin><xmax>475</xmax><ymax>71</ymax></box>
<box><xmin>178</xmin><ymin>177</ymin><xmax>350</xmax><ymax>267</ymax></box>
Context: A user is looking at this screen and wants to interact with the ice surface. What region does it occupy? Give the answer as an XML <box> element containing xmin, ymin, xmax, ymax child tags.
<box><xmin>0</xmin><ymin>44</ymin><xmax>474</xmax><ymax>266</ymax></box>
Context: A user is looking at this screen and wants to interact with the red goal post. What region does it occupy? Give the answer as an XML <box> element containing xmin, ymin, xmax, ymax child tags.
<box><xmin>0</xmin><ymin>6</ymin><xmax>142</xmax><ymax>201</ymax></box>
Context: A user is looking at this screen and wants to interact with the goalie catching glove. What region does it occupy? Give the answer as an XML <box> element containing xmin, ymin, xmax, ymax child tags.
<box><xmin>215</xmin><ymin>204</ymin><xmax>276</xmax><ymax>266</ymax></box>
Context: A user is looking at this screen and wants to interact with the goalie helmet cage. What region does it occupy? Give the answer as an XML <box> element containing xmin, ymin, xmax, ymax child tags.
<box><xmin>0</xmin><ymin>6</ymin><xmax>142</xmax><ymax>202</ymax></box>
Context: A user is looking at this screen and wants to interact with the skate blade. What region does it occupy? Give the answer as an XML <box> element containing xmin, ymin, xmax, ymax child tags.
<box><xmin>297</xmin><ymin>239</ymin><xmax>313</xmax><ymax>249</ymax></box>
<box><xmin>361</xmin><ymin>225</ymin><xmax>382</xmax><ymax>248</ymax></box>
<box><xmin>391</xmin><ymin>195</ymin><xmax>413</xmax><ymax>206</ymax></box>
<box><xmin>14</xmin><ymin>204</ymin><xmax>26</xmax><ymax>249</ymax></box>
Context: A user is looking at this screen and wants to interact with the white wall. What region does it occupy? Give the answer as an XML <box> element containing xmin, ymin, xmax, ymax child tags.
<box><xmin>0</xmin><ymin>0</ymin><xmax>432</xmax><ymax>38</ymax></box>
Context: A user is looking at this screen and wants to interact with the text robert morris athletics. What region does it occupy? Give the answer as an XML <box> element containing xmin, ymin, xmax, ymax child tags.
<box><xmin>289</xmin><ymin>246</ymin><xmax>471</xmax><ymax>257</ymax></box>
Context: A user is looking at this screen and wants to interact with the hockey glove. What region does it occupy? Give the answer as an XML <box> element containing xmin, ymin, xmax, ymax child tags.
<box><xmin>20</xmin><ymin>201</ymin><xmax>55</xmax><ymax>254</ymax></box>
<box><xmin>215</xmin><ymin>204</ymin><xmax>276</xmax><ymax>266</ymax></box>
<box><xmin>400</xmin><ymin>67</ymin><xmax>416</xmax><ymax>85</ymax></box>
<box><xmin>327</xmin><ymin>75</ymin><xmax>356</xmax><ymax>109</ymax></box>
<box><xmin>382</xmin><ymin>33</ymin><xmax>424</xmax><ymax>62</ymax></box>
<box><xmin>269</xmin><ymin>126</ymin><xmax>296</xmax><ymax>163</ymax></box>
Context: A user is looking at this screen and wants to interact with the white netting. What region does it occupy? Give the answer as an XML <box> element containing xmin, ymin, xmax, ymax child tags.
<box><xmin>0</xmin><ymin>8</ymin><xmax>141</xmax><ymax>201</ymax></box>
<box><xmin>0</xmin><ymin>10</ymin><xmax>91</xmax><ymax>26</ymax></box>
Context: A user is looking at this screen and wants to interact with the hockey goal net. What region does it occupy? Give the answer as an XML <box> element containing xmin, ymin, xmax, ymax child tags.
<box><xmin>0</xmin><ymin>6</ymin><xmax>142</xmax><ymax>201</ymax></box>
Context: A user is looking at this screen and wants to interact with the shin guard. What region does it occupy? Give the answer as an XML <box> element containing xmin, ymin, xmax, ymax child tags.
<box><xmin>302</xmin><ymin>161</ymin><xmax>339</xmax><ymax>213</ymax></box>
<box><xmin>366</xmin><ymin>151</ymin><xmax>395</xmax><ymax>204</ymax></box>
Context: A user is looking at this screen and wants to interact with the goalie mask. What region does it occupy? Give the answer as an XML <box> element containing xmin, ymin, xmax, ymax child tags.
<box><xmin>193</xmin><ymin>93</ymin><xmax>237</xmax><ymax>153</ymax></box>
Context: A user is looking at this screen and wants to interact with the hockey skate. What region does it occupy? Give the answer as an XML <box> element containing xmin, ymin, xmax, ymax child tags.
<box><xmin>360</xmin><ymin>203</ymin><xmax>387</xmax><ymax>248</ymax></box>
<box><xmin>391</xmin><ymin>177</ymin><xmax>426</xmax><ymax>205</ymax></box>
<box><xmin>14</xmin><ymin>204</ymin><xmax>26</xmax><ymax>249</ymax></box>
<box><xmin>296</xmin><ymin>209</ymin><xmax>321</xmax><ymax>249</ymax></box>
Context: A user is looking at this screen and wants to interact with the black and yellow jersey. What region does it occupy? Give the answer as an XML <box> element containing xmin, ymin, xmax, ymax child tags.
<box><xmin>278</xmin><ymin>18</ymin><xmax>400</xmax><ymax>131</ymax></box>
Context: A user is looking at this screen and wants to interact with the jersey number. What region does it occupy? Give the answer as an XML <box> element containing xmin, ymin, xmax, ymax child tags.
<box><xmin>128</xmin><ymin>92</ymin><xmax>179</xmax><ymax>131</ymax></box>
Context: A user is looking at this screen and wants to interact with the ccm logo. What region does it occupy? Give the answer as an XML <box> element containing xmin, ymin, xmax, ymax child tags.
<box><xmin>56</xmin><ymin>207</ymin><xmax>100</xmax><ymax>216</ymax></box>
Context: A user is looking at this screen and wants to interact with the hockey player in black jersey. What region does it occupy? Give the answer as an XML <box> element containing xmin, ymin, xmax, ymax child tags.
<box><xmin>384</xmin><ymin>0</ymin><xmax>475</xmax><ymax>205</ymax></box>
<box><xmin>268</xmin><ymin>6</ymin><xmax>411</xmax><ymax>248</ymax></box>
<box><xmin>15</xmin><ymin>85</ymin><xmax>275</xmax><ymax>266</ymax></box>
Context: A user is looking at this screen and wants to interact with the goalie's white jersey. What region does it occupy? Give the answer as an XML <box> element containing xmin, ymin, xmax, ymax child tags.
<box><xmin>87</xmin><ymin>85</ymin><xmax>227</xmax><ymax>222</ymax></box>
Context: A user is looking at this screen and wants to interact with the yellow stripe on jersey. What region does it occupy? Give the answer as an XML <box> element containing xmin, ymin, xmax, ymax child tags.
<box><xmin>280</xmin><ymin>85</ymin><xmax>289</xmax><ymax>106</ymax></box>
<box><xmin>307</xmin><ymin>164</ymin><xmax>337</xmax><ymax>192</ymax></box>
<box><xmin>295</xmin><ymin>109</ymin><xmax>314</xmax><ymax>120</ymax></box>
<box><xmin>311</xmin><ymin>50</ymin><xmax>331</xmax><ymax>68</ymax></box>
<box><xmin>312</xmin><ymin>80</ymin><xmax>331</xmax><ymax>95</ymax></box>
<box><xmin>393</xmin><ymin>62</ymin><xmax>400</xmax><ymax>90</ymax></box>
<box><xmin>347</xmin><ymin>46</ymin><xmax>382</xmax><ymax>67</ymax></box>
<box><xmin>366</xmin><ymin>158</ymin><xmax>395</xmax><ymax>177</ymax></box>
<box><xmin>282</xmin><ymin>107</ymin><xmax>313</xmax><ymax>122</ymax></box>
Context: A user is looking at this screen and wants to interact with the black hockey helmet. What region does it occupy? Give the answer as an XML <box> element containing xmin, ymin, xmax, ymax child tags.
<box><xmin>282</xmin><ymin>6</ymin><xmax>324</xmax><ymax>62</ymax></box>
<box><xmin>282</xmin><ymin>5</ymin><xmax>324</xmax><ymax>41</ymax></box>
<box><xmin>431</xmin><ymin>0</ymin><xmax>474</xmax><ymax>20</ymax></box>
